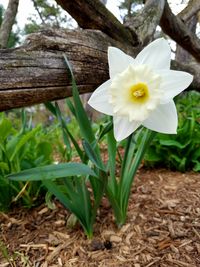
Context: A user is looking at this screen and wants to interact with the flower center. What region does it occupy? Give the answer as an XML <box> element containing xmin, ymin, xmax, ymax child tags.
<box><xmin>129</xmin><ymin>83</ymin><xmax>149</xmax><ymax>103</ymax></box>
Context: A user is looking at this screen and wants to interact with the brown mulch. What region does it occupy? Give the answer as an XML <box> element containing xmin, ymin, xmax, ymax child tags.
<box><xmin>1</xmin><ymin>169</ymin><xmax>200</xmax><ymax>267</ymax></box>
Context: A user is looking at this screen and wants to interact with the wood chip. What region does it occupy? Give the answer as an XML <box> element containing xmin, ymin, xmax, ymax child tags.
<box><xmin>195</xmin><ymin>243</ymin><xmax>200</xmax><ymax>254</ymax></box>
<box><xmin>179</xmin><ymin>240</ymin><xmax>193</xmax><ymax>248</ymax></box>
<box><xmin>125</xmin><ymin>231</ymin><xmax>134</xmax><ymax>245</ymax></box>
<box><xmin>2</xmin><ymin>169</ymin><xmax>200</xmax><ymax>267</ymax></box>
<box><xmin>0</xmin><ymin>263</ymin><xmax>10</xmax><ymax>267</ymax></box>
<box><xmin>46</xmin><ymin>240</ymin><xmax>74</xmax><ymax>262</ymax></box>
<box><xmin>54</xmin><ymin>220</ymin><xmax>65</xmax><ymax>226</ymax></box>
<box><xmin>192</xmin><ymin>227</ymin><xmax>200</xmax><ymax>241</ymax></box>
<box><xmin>166</xmin><ymin>259</ymin><xmax>196</xmax><ymax>267</ymax></box>
<box><xmin>110</xmin><ymin>235</ymin><xmax>122</xmax><ymax>243</ymax></box>
<box><xmin>38</xmin><ymin>207</ymin><xmax>49</xmax><ymax>215</ymax></box>
<box><xmin>145</xmin><ymin>257</ymin><xmax>161</xmax><ymax>267</ymax></box>
<box><xmin>53</xmin><ymin>231</ymin><xmax>70</xmax><ymax>240</ymax></box>
<box><xmin>120</xmin><ymin>223</ymin><xmax>130</xmax><ymax>233</ymax></box>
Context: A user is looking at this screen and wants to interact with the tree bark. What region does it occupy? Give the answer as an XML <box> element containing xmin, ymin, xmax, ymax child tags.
<box><xmin>0</xmin><ymin>29</ymin><xmax>199</xmax><ymax>112</ymax></box>
<box><xmin>175</xmin><ymin>15</ymin><xmax>197</xmax><ymax>63</ymax></box>
<box><xmin>0</xmin><ymin>29</ymin><xmax>127</xmax><ymax>111</ymax></box>
<box><xmin>160</xmin><ymin>1</ymin><xmax>200</xmax><ymax>62</ymax></box>
<box><xmin>178</xmin><ymin>0</ymin><xmax>200</xmax><ymax>22</ymax></box>
<box><xmin>0</xmin><ymin>0</ymin><xmax>19</xmax><ymax>48</ymax></box>
<box><xmin>124</xmin><ymin>0</ymin><xmax>165</xmax><ymax>45</ymax></box>
<box><xmin>55</xmin><ymin>0</ymin><xmax>140</xmax><ymax>46</ymax></box>
<box><xmin>175</xmin><ymin>0</ymin><xmax>199</xmax><ymax>63</ymax></box>
<box><xmin>0</xmin><ymin>0</ymin><xmax>199</xmax><ymax>112</ymax></box>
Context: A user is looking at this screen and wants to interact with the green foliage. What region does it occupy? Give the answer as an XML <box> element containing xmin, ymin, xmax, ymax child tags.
<box><xmin>144</xmin><ymin>91</ymin><xmax>200</xmax><ymax>172</ymax></box>
<box><xmin>0</xmin><ymin>111</ymin><xmax>54</xmax><ymax>211</ymax></box>
<box><xmin>24</xmin><ymin>23</ymin><xmax>41</xmax><ymax>35</ymax></box>
<box><xmin>24</xmin><ymin>0</ymin><xmax>73</xmax><ymax>35</ymax></box>
<box><xmin>10</xmin><ymin>85</ymin><xmax>106</xmax><ymax>238</ymax></box>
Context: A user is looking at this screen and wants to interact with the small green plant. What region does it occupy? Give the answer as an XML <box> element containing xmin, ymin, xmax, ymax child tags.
<box><xmin>0</xmin><ymin>110</ymin><xmax>54</xmax><ymax>210</ymax></box>
<box><xmin>143</xmin><ymin>91</ymin><xmax>200</xmax><ymax>172</ymax></box>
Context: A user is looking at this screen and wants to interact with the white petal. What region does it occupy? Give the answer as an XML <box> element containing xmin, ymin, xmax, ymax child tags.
<box><xmin>157</xmin><ymin>69</ymin><xmax>193</xmax><ymax>103</ymax></box>
<box><xmin>135</xmin><ymin>38</ymin><xmax>171</xmax><ymax>70</ymax></box>
<box><xmin>113</xmin><ymin>116</ymin><xmax>141</xmax><ymax>141</ymax></box>
<box><xmin>143</xmin><ymin>101</ymin><xmax>178</xmax><ymax>134</ymax></box>
<box><xmin>88</xmin><ymin>80</ymin><xmax>113</xmax><ymax>115</ymax></box>
<box><xmin>108</xmin><ymin>47</ymin><xmax>135</xmax><ymax>79</ymax></box>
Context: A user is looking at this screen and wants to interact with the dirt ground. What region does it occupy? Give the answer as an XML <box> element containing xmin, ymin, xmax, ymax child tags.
<box><xmin>1</xmin><ymin>169</ymin><xmax>200</xmax><ymax>267</ymax></box>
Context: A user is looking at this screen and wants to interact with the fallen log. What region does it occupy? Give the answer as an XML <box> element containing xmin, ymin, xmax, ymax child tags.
<box><xmin>0</xmin><ymin>29</ymin><xmax>199</xmax><ymax>111</ymax></box>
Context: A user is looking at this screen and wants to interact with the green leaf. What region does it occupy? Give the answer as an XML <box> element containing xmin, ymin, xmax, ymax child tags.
<box><xmin>0</xmin><ymin>162</ymin><xmax>9</xmax><ymax>172</ymax></box>
<box><xmin>8</xmin><ymin>163</ymin><xmax>96</xmax><ymax>181</ymax></box>
<box><xmin>45</xmin><ymin>102</ymin><xmax>57</xmax><ymax>116</ymax></box>
<box><xmin>63</xmin><ymin>53</ymin><xmax>95</xmax><ymax>144</ymax></box>
<box><xmin>159</xmin><ymin>139</ymin><xmax>190</xmax><ymax>149</ymax></box>
<box><xmin>21</xmin><ymin>109</ymin><xmax>27</xmax><ymax>133</ymax></box>
<box><xmin>65</xmin><ymin>127</ymin><xmax>84</xmax><ymax>161</ymax></box>
<box><xmin>107</xmin><ymin>130</ymin><xmax>117</xmax><ymax>192</ymax></box>
<box><xmin>119</xmin><ymin>129</ymin><xmax>156</xmax><ymax>223</ymax></box>
<box><xmin>193</xmin><ymin>160</ymin><xmax>200</xmax><ymax>172</ymax></box>
<box><xmin>82</xmin><ymin>140</ymin><xmax>105</xmax><ymax>171</ymax></box>
<box><xmin>98</xmin><ymin>120</ymin><xmax>113</xmax><ymax>140</ymax></box>
<box><xmin>36</xmin><ymin>142</ymin><xmax>52</xmax><ymax>160</ymax></box>
<box><xmin>7</xmin><ymin>126</ymin><xmax>40</xmax><ymax>161</ymax></box>
<box><xmin>55</xmin><ymin>102</ymin><xmax>72</xmax><ymax>154</ymax></box>
<box><xmin>43</xmin><ymin>180</ymin><xmax>93</xmax><ymax>238</ymax></box>
<box><xmin>144</xmin><ymin>147</ymin><xmax>161</xmax><ymax>162</ymax></box>
<box><xmin>0</xmin><ymin>116</ymin><xmax>13</xmax><ymax>141</ymax></box>
<box><xmin>66</xmin><ymin>98</ymin><xmax>76</xmax><ymax>117</ymax></box>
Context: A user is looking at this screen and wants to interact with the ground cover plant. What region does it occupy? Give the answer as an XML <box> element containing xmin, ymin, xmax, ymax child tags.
<box><xmin>0</xmin><ymin>110</ymin><xmax>54</xmax><ymax>211</ymax></box>
<box><xmin>143</xmin><ymin>91</ymin><xmax>200</xmax><ymax>172</ymax></box>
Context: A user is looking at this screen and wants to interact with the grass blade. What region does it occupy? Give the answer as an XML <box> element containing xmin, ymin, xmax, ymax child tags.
<box><xmin>8</xmin><ymin>163</ymin><xmax>96</xmax><ymax>181</ymax></box>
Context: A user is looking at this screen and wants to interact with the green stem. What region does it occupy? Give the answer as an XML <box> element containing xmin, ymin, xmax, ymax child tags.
<box><xmin>117</xmin><ymin>128</ymin><xmax>156</xmax><ymax>226</ymax></box>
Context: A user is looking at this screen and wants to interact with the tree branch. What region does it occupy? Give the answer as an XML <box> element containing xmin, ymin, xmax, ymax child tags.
<box><xmin>56</xmin><ymin>0</ymin><xmax>200</xmax><ymax>64</ymax></box>
<box><xmin>31</xmin><ymin>0</ymin><xmax>46</xmax><ymax>25</ymax></box>
<box><xmin>0</xmin><ymin>29</ymin><xmax>198</xmax><ymax>112</ymax></box>
<box><xmin>0</xmin><ymin>29</ymin><xmax>134</xmax><ymax>111</ymax></box>
<box><xmin>55</xmin><ymin>0</ymin><xmax>140</xmax><ymax>46</ymax></box>
<box><xmin>124</xmin><ymin>0</ymin><xmax>165</xmax><ymax>45</ymax></box>
<box><xmin>0</xmin><ymin>0</ymin><xmax>19</xmax><ymax>48</ymax></box>
<box><xmin>178</xmin><ymin>0</ymin><xmax>200</xmax><ymax>22</ymax></box>
<box><xmin>160</xmin><ymin>1</ymin><xmax>200</xmax><ymax>62</ymax></box>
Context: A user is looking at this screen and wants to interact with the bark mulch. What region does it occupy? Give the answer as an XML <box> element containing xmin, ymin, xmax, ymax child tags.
<box><xmin>1</xmin><ymin>169</ymin><xmax>200</xmax><ymax>267</ymax></box>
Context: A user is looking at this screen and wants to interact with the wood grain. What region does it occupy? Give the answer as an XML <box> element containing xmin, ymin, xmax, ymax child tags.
<box><xmin>0</xmin><ymin>29</ymin><xmax>199</xmax><ymax>111</ymax></box>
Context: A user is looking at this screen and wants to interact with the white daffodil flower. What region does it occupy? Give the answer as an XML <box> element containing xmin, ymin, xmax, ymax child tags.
<box><xmin>88</xmin><ymin>38</ymin><xmax>193</xmax><ymax>141</ymax></box>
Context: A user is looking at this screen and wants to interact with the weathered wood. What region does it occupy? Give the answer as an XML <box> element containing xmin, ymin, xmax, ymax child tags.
<box><xmin>160</xmin><ymin>1</ymin><xmax>200</xmax><ymax>62</ymax></box>
<box><xmin>0</xmin><ymin>29</ymin><xmax>133</xmax><ymax>111</ymax></box>
<box><xmin>0</xmin><ymin>28</ymin><xmax>199</xmax><ymax>112</ymax></box>
<box><xmin>0</xmin><ymin>0</ymin><xmax>199</xmax><ymax>112</ymax></box>
<box><xmin>55</xmin><ymin>0</ymin><xmax>140</xmax><ymax>46</ymax></box>
<box><xmin>56</xmin><ymin>0</ymin><xmax>200</xmax><ymax>63</ymax></box>
<box><xmin>178</xmin><ymin>0</ymin><xmax>200</xmax><ymax>22</ymax></box>
<box><xmin>125</xmin><ymin>0</ymin><xmax>165</xmax><ymax>45</ymax></box>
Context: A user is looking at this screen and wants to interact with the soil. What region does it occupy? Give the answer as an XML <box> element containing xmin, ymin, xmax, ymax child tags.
<box><xmin>1</xmin><ymin>169</ymin><xmax>200</xmax><ymax>267</ymax></box>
